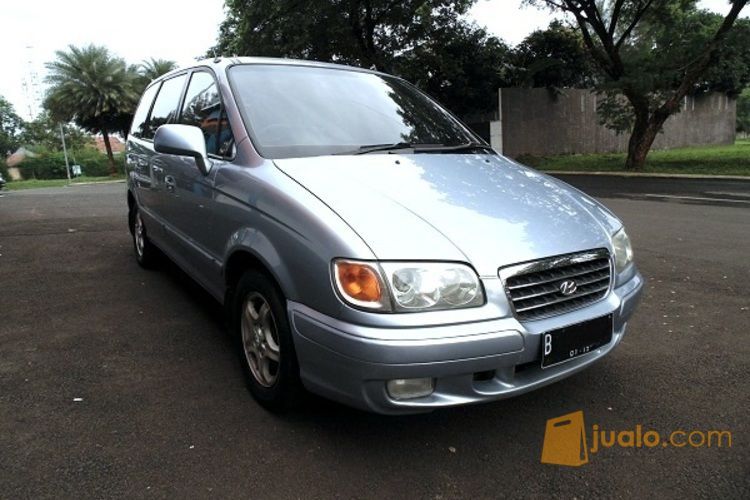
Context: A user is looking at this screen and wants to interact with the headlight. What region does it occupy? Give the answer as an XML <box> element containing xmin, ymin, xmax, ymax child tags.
<box><xmin>333</xmin><ymin>260</ymin><xmax>484</xmax><ymax>312</ymax></box>
<box><xmin>381</xmin><ymin>262</ymin><xmax>484</xmax><ymax>311</ymax></box>
<box><xmin>612</xmin><ymin>228</ymin><xmax>634</xmax><ymax>273</ymax></box>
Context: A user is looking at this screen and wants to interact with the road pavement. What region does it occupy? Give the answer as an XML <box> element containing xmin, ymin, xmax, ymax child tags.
<box><xmin>0</xmin><ymin>182</ymin><xmax>747</xmax><ymax>498</ymax></box>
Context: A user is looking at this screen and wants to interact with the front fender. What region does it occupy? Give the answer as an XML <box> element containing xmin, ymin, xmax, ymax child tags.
<box><xmin>223</xmin><ymin>227</ymin><xmax>299</xmax><ymax>301</ymax></box>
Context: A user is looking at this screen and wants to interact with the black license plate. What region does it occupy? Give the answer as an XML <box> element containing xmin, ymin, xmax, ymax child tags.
<box><xmin>541</xmin><ymin>314</ymin><xmax>613</xmax><ymax>369</ymax></box>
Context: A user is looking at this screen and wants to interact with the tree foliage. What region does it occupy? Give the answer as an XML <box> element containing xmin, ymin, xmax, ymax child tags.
<box><xmin>20</xmin><ymin>112</ymin><xmax>92</xmax><ymax>152</ymax></box>
<box><xmin>511</xmin><ymin>20</ymin><xmax>597</xmax><ymax>89</ymax></box>
<box><xmin>595</xmin><ymin>9</ymin><xmax>750</xmax><ymax>133</ymax></box>
<box><xmin>133</xmin><ymin>58</ymin><xmax>179</xmax><ymax>92</ymax></box>
<box><xmin>44</xmin><ymin>45</ymin><xmax>140</xmax><ymax>173</ymax></box>
<box><xmin>140</xmin><ymin>58</ymin><xmax>178</xmax><ymax>82</ymax></box>
<box><xmin>214</xmin><ymin>0</ymin><xmax>473</xmax><ymax>69</ymax></box>
<box><xmin>42</xmin><ymin>47</ymin><xmax>177</xmax><ymax>174</ymax></box>
<box><xmin>0</xmin><ymin>96</ymin><xmax>23</xmax><ymax>157</ymax></box>
<box><xmin>698</xmin><ymin>17</ymin><xmax>750</xmax><ymax>96</ymax></box>
<box><xmin>526</xmin><ymin>0</ymin><xmax>748</xmax><ymax>169</ymax></box>
<box><xmin>211</xmin><ymin>0</ymin><xmax>510</xmax><ymax>116</ymax></box>
<box><xmin>393</xmin><ymin>20</ymin><xmax>512</xmax><ymax>117</ymax></box>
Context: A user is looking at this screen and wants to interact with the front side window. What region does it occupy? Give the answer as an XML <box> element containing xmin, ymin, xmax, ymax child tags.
<box><xmin>143</xmin><ymin>74</ymin><xmax>187</xmax><ymax>139</ymax></box>
<box><xmin>228</xmin><ymin>64</ymin><xmax>477</xmax><ymax>159</ymax></box>
<box><xmin>130</xmin><ymin>83</ymin><xmax>160</xmax><ymax>139</ymax></box>
<box><xmin>180</xmin><ymin>71</ymin><xmax>234</xmax><ymax>157</ymax></box>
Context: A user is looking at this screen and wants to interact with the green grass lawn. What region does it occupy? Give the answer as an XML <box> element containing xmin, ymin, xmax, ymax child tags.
<box><xmin>518</xmin><ymin>139</ymin><xmax>750</xmax><ymax>176</ymax></box>
<box><xmin>3</xmin><ymin>175</ymin><xmax>125</xmax><ymax>191</ymax></box>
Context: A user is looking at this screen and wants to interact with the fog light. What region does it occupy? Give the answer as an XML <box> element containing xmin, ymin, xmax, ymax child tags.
<box><xmin>386</xmin><ymin>378</ymin><xmax>434</xmax><ymax>400</ymax></box>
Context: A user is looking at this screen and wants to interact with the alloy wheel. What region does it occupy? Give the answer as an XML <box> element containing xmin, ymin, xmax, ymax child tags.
<box><xmin>134</xmin><ymin>213</ymin><xmax>145</xmax><ymax>257</ymax></box>
<box><xmin>241</xmin><ymin>292</ymin><xmax>281</xmax><ymax>387</ymax></box>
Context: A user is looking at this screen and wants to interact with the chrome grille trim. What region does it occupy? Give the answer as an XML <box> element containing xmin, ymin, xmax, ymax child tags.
<box><xmin>512</xmin><ymin>272</ymin><xmax>609</xmax><ymax>301</ymax></box>
<box><xmin>506</xmin><ymin>263</ymin><xmax>610</xmax><ymax>290</ymax></box>
<box><xmin>499</xmin><ymin>249</ymin><xmax>613</xmax><ymax>321</ymax></box>
<box><xmin>515</xmin><ymin>284</ymin><xmax>609</xmax><ymax>313</ymax></box>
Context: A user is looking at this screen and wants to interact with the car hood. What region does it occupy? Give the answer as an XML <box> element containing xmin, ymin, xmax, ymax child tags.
<box><xmin>273</xmin><ymin>154</ymin><xmax>621</xmax><ymax>277</ymax></box>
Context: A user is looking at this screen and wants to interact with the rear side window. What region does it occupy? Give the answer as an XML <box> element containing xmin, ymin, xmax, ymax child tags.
<box><xmin>130</xmin><ymin>83</ymin><xmax>160</xmax><ymax>139</ymax></box>
<box><xmin>142</xmin><ymin>75</ymin><xmax>187</xmax><ymax>139</ymax></box>
<box><xmin>180</xmin><ymin>71</ymin><xmax>234</xmax><ymax>157</ymax></box>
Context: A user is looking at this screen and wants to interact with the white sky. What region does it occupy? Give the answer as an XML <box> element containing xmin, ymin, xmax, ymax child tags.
<box><xmin>0</xmin><ymin>0</ymin><xmax>743</xmax><ymax>120</ymax></box>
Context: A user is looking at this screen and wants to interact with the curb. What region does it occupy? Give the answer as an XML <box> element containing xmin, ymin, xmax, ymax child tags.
<box><xmin>64</xmin><ymin>180</ymin><xmax>126</xmax><ymax>187</ymax></box>
<box><xmin>542</xmin><ymin>171</ymin><xmax>750</xmax><ymax>181</ymax></box>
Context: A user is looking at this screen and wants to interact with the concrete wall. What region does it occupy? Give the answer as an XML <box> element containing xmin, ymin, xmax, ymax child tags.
<box><xmin>490</xmin><ymin>88</ymin><xmax>736</xmax><ymax>157</ymax></box>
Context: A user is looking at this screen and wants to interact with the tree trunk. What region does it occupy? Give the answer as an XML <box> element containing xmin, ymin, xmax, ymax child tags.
<box><xmin>625</xmin><ymin>126</ymin><xmax>654</xmax><ymax>170</ymax></box>
<box><xmin>100</xmin><ymin>128</ymin><xmax>117</xmax><ymax>176</ymax></box>
<box><xmin>625</xmin><ymin>115</ymin><xmax>669</xmax><ymax>170</ymax></box>
<box><xmin>624</xmin><ymin>94</ymin><xmax>651</xmax><ymax>170</ymax></box>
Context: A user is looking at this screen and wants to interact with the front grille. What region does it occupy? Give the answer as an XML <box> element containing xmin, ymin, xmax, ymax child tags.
<box><xmin>500</xmin><ymin>249</ymin><xmax>612</xmax><ymax>321</ymax></box>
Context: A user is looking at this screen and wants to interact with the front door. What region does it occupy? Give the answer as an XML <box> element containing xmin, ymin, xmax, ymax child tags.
<box><xmin>140</xmin><ymin>73</ymin><xmax>188</xmax><ymax>253</ymax></box>
<box><xmin>160</xmin><ymin>70</ymin><xmax>236</xmax><ymax>297</ymax></box>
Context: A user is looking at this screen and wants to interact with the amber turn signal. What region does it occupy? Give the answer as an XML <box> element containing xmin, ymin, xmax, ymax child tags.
<box><xmin>334</xmin><ymin>260</ymin><xmax>384</xmax><ymax>306</ymax></box>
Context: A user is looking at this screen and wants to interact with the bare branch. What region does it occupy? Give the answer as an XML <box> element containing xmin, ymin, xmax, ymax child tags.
<box><xmin>567</xmin><ymin>1</ymin><xmax>626</xmax><ymax>77</ymax></box>
<box><xmin>563</xmin><ymin>4</ymin><xmax>616</xmax><ymax>76</ymax></box>
<box><xmin>535</xmin><ymin>0</ymin><xmax>570</xmax><ymax>11</ymax></box>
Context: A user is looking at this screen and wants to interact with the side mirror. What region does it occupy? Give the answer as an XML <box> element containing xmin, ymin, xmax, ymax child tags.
<box><xmin>154</xmin><ymin>124</ymin><xmax>211</xmax><ymax>175</ymax></box>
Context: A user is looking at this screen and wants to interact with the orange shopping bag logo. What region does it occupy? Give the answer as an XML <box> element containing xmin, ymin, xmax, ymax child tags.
<box><xmin>541</xmin><ymin>411</ymin><xmax>589</xmax><ymax>466</ymax></box>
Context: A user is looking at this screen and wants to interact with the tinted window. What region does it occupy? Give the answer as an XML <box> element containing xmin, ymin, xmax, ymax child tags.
<box><xmin>129</xmin><ymin>83</ymin><xmax>160</xmax><ymax>139</ymax></box>
<box><xmin>143</xmin><ymin>75</ymin><xmax>186</xmax><ymax>139</ymax></box>
<box><xmin>228</xmin><ymin>64</ymin><xmax>476</xmax><ymax>159</ymax></box>
<box><xmin>180</xmin><ymin>71</ymin><xmax>234</xmax><ymax>157</ymax></box>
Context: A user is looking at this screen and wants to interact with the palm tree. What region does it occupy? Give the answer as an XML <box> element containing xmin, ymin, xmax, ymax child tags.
<box><xmin>44</xmin><ymin>45</ymin><xmax>139</xmax><ymax>175</ymax></box>
<box><xmin>131</xmin><ymin>58</ymin><xmax>178</xmax><ymax>96</ymax></box>
<box><xmin>140</xmin><ymin>58</ymin><xmax>177</xmax><ymax>82</ymax></box>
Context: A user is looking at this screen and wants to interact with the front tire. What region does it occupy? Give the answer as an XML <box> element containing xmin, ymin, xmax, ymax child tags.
<box><xmin>233</xmin><ymin>269</ymin><xmax>303</xmax><ymax>410</ymax></box>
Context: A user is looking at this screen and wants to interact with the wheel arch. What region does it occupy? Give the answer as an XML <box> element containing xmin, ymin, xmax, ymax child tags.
<box><xmin>223</xmin><ymin>248</ymin><xmax>291</xmax><ymax>307</ymax></box>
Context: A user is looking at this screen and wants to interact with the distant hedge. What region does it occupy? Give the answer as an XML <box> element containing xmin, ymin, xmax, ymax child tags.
<box><xmin>17</xmin><ymin>149</ymin><xmax>125</xmax><ymax>179</ymax></box>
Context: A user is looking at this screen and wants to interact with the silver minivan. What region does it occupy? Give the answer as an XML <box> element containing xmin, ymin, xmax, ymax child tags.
<box><xmin>126</xmin><ymin>57</ymin><xmax>643</xmax><ymax>414</ymax></box>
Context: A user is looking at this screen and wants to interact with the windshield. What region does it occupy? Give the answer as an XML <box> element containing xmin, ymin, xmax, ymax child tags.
<box><xmin>227</xmin><ymin>64</ymin><xmax>479</xmax><ymax>159</ymax></box>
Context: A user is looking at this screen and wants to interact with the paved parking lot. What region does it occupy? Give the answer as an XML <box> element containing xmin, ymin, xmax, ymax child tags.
<box><xmin>0</xmin><ymin>182</ymin><xmax>748</xmax><ymax>498</ymax></box>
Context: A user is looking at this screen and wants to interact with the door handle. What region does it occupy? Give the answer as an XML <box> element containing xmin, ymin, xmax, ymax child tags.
<box><xmin>152</xmin><ymin>165</ymin><xmax>163</xmax><ymax>173</ymax></box>
<box><xmin>165</xmin><ymin>175</ymin><xmax>176</xmax><ymax>192</ymax></box>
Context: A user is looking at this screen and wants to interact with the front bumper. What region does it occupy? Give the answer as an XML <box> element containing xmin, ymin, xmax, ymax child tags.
<box><xmin>290</xmin><ymin>271</ymin><xmax>644</xmax><ymax>414</ymax></box>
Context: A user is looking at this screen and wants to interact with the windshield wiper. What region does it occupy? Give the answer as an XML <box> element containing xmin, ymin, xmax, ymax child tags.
<box><xmin>352</xmin><ymin>141</ymin><xmax>496</xmax><ymax>155</ymax></box>
<box><xmin>333</xmin><ymin>141</ymin><xmax>497</xmax><ymax>156</ymax></box>
<box><xmin>431</xmin><ymin>142</ymin><xmax>496</xmax><ymax>154</ymax></box>
<box><xmin>352</xmin><ymin>142</ymin><xmax>445</xmax><ymax>155</ymax></box>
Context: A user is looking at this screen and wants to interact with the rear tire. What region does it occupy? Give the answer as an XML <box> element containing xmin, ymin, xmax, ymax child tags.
<box><xmin>131</xmin><ymin>206</ymin><xmax>159</xmax><ymax>269</ymax></box>
<box><xmin>232</xmin><ymin>269</ymin><xmax>303</xmax><ymax>411</ymax></box>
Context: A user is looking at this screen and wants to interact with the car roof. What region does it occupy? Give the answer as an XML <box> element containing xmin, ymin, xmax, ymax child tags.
<box><xmin>152</xmin><ymin>56</ymin><xmax>386</xmax><ymax>85</ymax></box>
